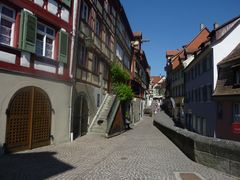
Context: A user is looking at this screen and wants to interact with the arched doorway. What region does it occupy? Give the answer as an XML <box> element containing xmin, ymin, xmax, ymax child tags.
<box><xmin>73</xmin><ymin>94</ymin><xmax>88</xmax><ymax>139</ymax></box>
<box><xmin>5</xmin><ymin>87</ymin><xmax>51</xmax><ymax>152</ymax></box>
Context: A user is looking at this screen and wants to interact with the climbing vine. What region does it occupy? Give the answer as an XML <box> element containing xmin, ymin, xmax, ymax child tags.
<box><xmin>110</xmin><ymin>64</ymin><xmax>133</xmax><ymax>102</ymax></box>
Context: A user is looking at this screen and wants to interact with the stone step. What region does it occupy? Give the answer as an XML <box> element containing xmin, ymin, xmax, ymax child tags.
<box><xmin>90</xmin><ymin>94</ymin><xmax>116</xmax><ymax>134</ymax></box>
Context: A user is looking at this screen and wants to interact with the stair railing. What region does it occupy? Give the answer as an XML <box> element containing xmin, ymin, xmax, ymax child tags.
<box><xmin>89</xmin><ymin>93</ymin><xmax>109</xmax><ymax>131</ymax></box>
<box><xmin>106</xmin><ymin>95</ymin><xmax>120</xmax><ymax>136</ymax></box>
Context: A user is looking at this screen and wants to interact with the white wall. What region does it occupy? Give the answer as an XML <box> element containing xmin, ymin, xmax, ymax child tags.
<box><xmin>0</xmin><ymin>73</ymin><xmax>71</xmax><ymax>148</ymax></box>
<box><xmin>212</xmin><ymin>24</ymin><xmax>240</xmax><ymax>88</ymax></box>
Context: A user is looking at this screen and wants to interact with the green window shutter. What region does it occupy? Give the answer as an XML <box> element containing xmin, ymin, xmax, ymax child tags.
<box><xmin>59</xmin><ymin>30</ymin><xmax>69</xmax><ymax>64</ymax></box>
<box><xmin>19</xmin><ymin>10</ymin><xmax>37</xmax><ymax>53</ymax></box>
<box><xmin>18</xmin><ymin>10</ymin><xmax>25</xmax><ymax>49</ymax></box>
<box><xmin>62</xmin><ymin>0</ymin><xmax>71</xmax><ymax>7</ymax></box>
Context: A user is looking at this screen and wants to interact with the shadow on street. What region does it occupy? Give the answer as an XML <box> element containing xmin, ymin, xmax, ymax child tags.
<box><xmin>0</xmin><ymin>151</ymin><xmax>74</xmax><ymax>180</ymax></box>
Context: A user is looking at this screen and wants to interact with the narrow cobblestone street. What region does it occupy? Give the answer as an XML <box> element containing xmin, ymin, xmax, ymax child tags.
<box><xmin>0</xmin><ymin>112</ymin><xmax>237</xmax><ymax>180</ymax></box>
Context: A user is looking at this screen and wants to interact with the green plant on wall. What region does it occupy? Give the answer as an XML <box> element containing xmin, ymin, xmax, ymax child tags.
<box><xmin>110</xmin><ymin>64</ymin><xmax>133</xmax><ymax>102</ymax></box>
<box><xmin>111</xmin><ymin>63</ymin><xmax>130</xmax><ymax>84</ymax></box>
<box><xmin>113</xmin><ymin>83</ymin><xmax>133</xmax><ymax>102</ymax></box>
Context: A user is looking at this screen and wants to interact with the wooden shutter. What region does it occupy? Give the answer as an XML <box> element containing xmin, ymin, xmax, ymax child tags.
<box><xmin>59</xmin><ymin>30</ymin><xmax>69</xmax><ymax>64</ymax></box>
<box><xmin>19</xmin><ymin>10</ymin><xmax>37</xmax><ymax>53</ymax></box>
<box><xmin>62</xmin><ymin>0</ymin><xmax>71</xmax><ymax>7</ymax></box>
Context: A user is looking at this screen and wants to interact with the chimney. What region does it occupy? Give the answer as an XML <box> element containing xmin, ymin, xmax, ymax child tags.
<box><xmin>200</xmin><ymin>24</ymin><xmax>205</xmax><ymax>31</ymax></box>
<box><xmin>214</xmin><ymin>22</ymin><xmax>219</xmax><ymax>30</ymax></box>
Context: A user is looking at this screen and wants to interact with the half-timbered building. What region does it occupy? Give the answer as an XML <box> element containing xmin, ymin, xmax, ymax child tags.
<box><xmin>0</xmin><ymin>0</ymin><xmax>75</xmax><ymax>153</ymax></box>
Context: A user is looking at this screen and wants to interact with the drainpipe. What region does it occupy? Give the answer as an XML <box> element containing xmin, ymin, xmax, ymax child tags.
<box><xmin>69</xmin><ymin>0</ymin><xmax>80</xmax><ymax>142</ymax></box>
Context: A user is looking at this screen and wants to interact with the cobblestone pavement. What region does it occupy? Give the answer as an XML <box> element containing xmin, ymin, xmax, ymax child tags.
<box><xmin>0</xmin><ymin>112</ymin><xmax>238</xmax><ymax>180</ymax></box>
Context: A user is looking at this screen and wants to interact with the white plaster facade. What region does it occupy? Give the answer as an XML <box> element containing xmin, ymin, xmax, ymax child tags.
<box><xmin>0</xmin><ymin>73</ymin><xmax>71</xmax><ymax>151</ymax></box>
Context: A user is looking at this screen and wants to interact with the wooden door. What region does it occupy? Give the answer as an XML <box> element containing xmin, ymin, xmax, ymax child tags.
<box><xmin>80</xmin><ymin>96</ymin><xmax>88</xmax><ymax>136</ymax></box>
<box><xmin>73</xmin><ymin>95</ymin><xmax>88</xmax><ymax>139</ymax></box>
<box><xmin>31</xmin><ymin>88</ymin><xmax>51</xmax><ymax>148</ymax></box>
<box><xmin>5</xmin><ymin>87</ymin><xmax>51</xmax><ymax>152</ymax></box>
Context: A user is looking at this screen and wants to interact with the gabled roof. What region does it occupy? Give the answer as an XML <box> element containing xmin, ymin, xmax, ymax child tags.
<box><xmin>167</xmin><ymin>28</ymin><xmax>210</xmax><ymax>70</ymax></box>
<box><xmin>218</xmin><ymin>43</ymin><xmax>240</xmax><ymax>66</ymax></box>
<box><xmin>166</xmin><ymin>50</ymin><xmax>181</xmax><ymax>57</ymax></box>
<box><xmin>211</xmin><ymin>15</ymin><xmax>240</xmax><ymax>43</ymax></box>
<box><xmin>151</xmin><ymin>76</ymin><xmax>163</xmax><ymax>86</ymax></box>
<box><xmin>213</xmin><ymin>15</ymin><xmax>240</xmax><ymax>32</ymax></box>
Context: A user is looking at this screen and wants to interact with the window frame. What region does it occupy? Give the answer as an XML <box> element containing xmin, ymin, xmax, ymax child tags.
<box><xmin>36</xmin><ymin>22</ymin><xmax>55</xmax><ymax>59</ymax></box>
<box><xmin>78</xmin><ymin>43</ymin><xmax>87</xmax><ymax>68</ymax></box>
<box><xmin>116</xmin><ymin>42</ymin><xmax>123</xmax><ymax>61</ymax></box>
<box><xmin>233</xmin><ymin>103</ymin><xmax>240</xmax><ymax>122</ymax></box>
<box><xmin>0</xmin><ymin>4</ymin><xmax>16</xmax><ymax>46</ymax></box>
<box><xmin>81</xmin><ymin>1</ymin><xmax>89</xmax><ymax>22</ymax></box>
<box><xmin>92</xmin><ymin>55</ymin><xmax>99</xmax><ymax>74</ymax></box>
<box><xmin>124</xmin><ymin>55</ymin><xmax>130</xmax><ymax>70</ymax></box>
<box><xmin>95</xmin><ymin>16</ymin><xmax>101</xmax><ymax>37</ymax></box>
<box><xmin>103</xmin><ymin>61</ymin><xmax>108</xmax><ymax>80</ymax></box>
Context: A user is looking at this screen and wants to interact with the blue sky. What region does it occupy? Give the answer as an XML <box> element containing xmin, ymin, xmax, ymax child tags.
<box><xmin>120</xmin><ymin>0</ymin><xmax>240</xmax><ymax>76</ymax></box>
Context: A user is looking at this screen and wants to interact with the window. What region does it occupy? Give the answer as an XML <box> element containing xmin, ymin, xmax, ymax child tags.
<box><xmin>202</xmin><ymin>59</ymin><xmax>207</xmax><ymax>72</ymax></box>
<box><xmin>207</xmin><ymin>84</ymin><xmax>212</xmax><ymax>101</ymax></box>
<box><xmin>197</xmin><ymin>117</ymin><xmax>202</xmax><ymax>134</ymax></box>
<box><xmin>188</xmin><ymin>91</ymin><xmax>191</xmax><ymax>102</ymax></box>
<box><xmin>202</xmin><ymin>86</ymin><xmax>208</xmax><ymax>102</ymax></box>
<box><xmin>191</xmin><ymin>90</ymin><xmax>194</xmax><ymax>102</ymax></box>
<box><xmin>206</xmin><ymin>54</ymin><xmax>211</xmax><ymax>70</ymax></box>
<box><xmin>233</xmin><ymin>103</ymin><xmax>240</xmax><ymax>122</ymax></box>
<box><xmin>194</xmin><ymin>66</ymin><xmax>197</xmax><ymax>78</ymax></box>
<box><xmin>236</xmin><ymin>71</ymin><xmax>240</xmax><ymax>84</ymax></box>
<box><xmin>0</xmin><ymin>4</ymin><xmax>15</xmax><ymax>46</ymax></box>
<box><xmin>124</xmin><ymin>55</ymin><xmax>130</xmax><ymax>69</ymax></box>
<box><xmin>104</xmin><ymin>0</ymin><xmax>110</xmax><ymax>14</ymax></box>
<box><xmin>191</xmin><ymin>69</ymin><xmax>194</xmax><ymax>80</ymax></box>
<box><xmin>116</xmin><ymin>43</ymin><xmax>123</xmax><ymax>60</ymax></box>
<box><xmin>194</xmin><ymin>89</ymin><xmax>198</xmax><ymax>102</ymax></box>
<box><xmin>111</xmin><ymin>6</ymin><xmax>116</xmax><ymax>17</ymax></box>
<box><xmin>126</xmin><ymin>35</ymin><xmax>131</xmax><ymax>49</ymax></box>
<box><xmin>95</xmin><ymin>17</ymin><xmax>101</xmax><ymax>36</ymax></box>
<box><xmin>78</xmin><ymin>44</ymin><xmax>87</xmax><ymax>67</ymax></box>
<box><xmin>36</xmin><ymin>23</ymin><xmax>55</xmax><ymax>58</ymax></box>
<box><xmin>103</xmin><ymin>62</ymin><xmax>108</xmax><ymax>79</ymax></box>
<box><xmin>81</xmin><ymin>2</ymin><xmax>89</xmax><ymax>22</ymax></box>
<box><xmin>198</xmin><ymin>88</ymin><xmax>201</xmax><ymax>102</ymax></box>
<box><xmin>105</xmin><ymin>31</ymin><xmax>110</xmax><ymax>46</ymax></box>
<box><xmin>192</xmin><ymin>115</ymin><xmax>196</xmax><ymax>132</ymax></box>
<box><xmin>92</xmin><ymin>55</ymin><xmax>99</xmax><ymax>74</ymax></box>
<box><xmin>202</xmin><ymin>118</ymin><xmax>207</xmax><ymax>136</ymax></box>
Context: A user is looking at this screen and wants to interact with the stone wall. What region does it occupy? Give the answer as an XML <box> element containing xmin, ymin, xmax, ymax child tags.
<box><xmin>153</xmin><ymin>119</ymin><xmax>240</xmax><ymax>177</ymax></box>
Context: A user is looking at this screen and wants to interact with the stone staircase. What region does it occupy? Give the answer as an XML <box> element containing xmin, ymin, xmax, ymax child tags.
<box><xmin>90</xmin><ymin>94</ymin><xmax>117</xmax><ymax>135</ymax></box>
